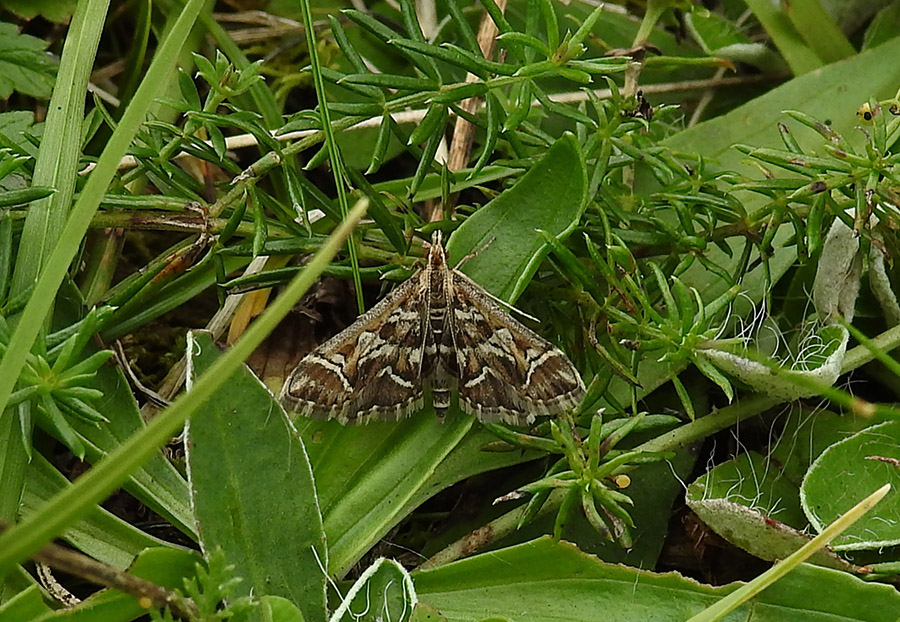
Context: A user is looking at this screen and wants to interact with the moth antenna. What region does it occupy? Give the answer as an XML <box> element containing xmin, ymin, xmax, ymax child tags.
<box><xmin>453</xmin><ymin>235</ymin><xmax>496</xmax><ymax>270</ymax></box>
<box><xmin>473</xmin><ymin>285</ymin><xmax>541</xmax><ymax>324</ymax></box>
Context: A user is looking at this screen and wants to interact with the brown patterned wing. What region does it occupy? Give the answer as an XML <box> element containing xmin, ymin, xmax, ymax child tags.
<box><xmin>448</xmin><ymin>270</ymin><xmax>586</xmax><ymax>425</ymax></box>
<box><xmin>279</xmin><ymin>273</ymin><xmax>430</xmax><ymax>423</ymax></box>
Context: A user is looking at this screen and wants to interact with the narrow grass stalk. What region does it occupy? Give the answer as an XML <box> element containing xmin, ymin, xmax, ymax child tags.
<box><xmin>10</xmin><ymin>0</ymin><xmax>110</xmax><ymax>295</ymax></box>
<box><xmin>686</xmin><ymin>483</ymin><xmax>891</xmax><ymax>622</ymax></box>
<box><xmin>298</xmin><ymin>0</ymin><xmax>364</xmax><ymax>313</ymax></box>
<box><xmin>0</xmin><ymin>200</ymin><xmax>367</xmax><ymax>578</ymax></box>
<box><xmin>0</xmin><ymin>0</ymin><xmax>206</xmax><ymax>418</ymax></box>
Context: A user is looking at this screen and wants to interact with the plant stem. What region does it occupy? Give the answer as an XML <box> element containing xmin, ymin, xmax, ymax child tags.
<box><xmin>0</xmin><ymin>519</ymin><xmax>200</xmax><ymax>621</ymax></box>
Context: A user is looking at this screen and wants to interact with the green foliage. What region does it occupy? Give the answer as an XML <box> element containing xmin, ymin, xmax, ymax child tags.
<box><xmin>0</xmin><ymin>22</ymin><xmax>57</xmax><ymax>98</ymax></box>
<box><xmin>1</xmin><ymin>0</ymin><xmax>900</xmax><ymax>620</ymax></box>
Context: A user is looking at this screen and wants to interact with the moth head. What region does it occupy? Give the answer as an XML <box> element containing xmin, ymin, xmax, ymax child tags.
<box><xmin>427</xmin><ymin>230</ymin><xmax>446</xmax><ymax>266</ymax></box>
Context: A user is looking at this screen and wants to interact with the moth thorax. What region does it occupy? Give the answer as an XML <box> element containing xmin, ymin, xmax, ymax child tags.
<box><xmin>427</xmin><ymin>243</ymin><xmax>449</xmax><ymax>333</ymax></box>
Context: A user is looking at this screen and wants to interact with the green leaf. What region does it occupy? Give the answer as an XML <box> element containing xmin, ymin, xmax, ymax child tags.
<box><xmin>802</xmin><ymin>420</ymin><xmax>900</xmax><ymax>550</ymax></box>
<box><xmin>446</xmin><ymin>133</ymin><xmax>587</xmax><ymax>302</ymax></box>
<box><xmin>738</xmin><ymin>0</ymin><xmax>823</xmax><ymax>74</ymax></box>
<box><xmin>0</xmin><ymin>187</ymin><xmax>55</xmax><ymax>208</ymax></box>
<box><xmin>414</xmin><ymin>537</ymin><xmax>900</xmax><ymax>621</ymax></box>
<box><xmin>407</xmin><ymin>104</ymin><xmax>448</xmax><ymax>146</ymax></box>
<box><xmin>409</xmin><ymin>108</ymin><xmax>448</xmax><ymax>196</ymax></box>
<box><xmin>341</xmin><ymin>10</ymin><xmax>440</xmax><ymax>81</ymax></box>
<box><xmin>339</xmin><ymin>72</ymin><xmax>439</xmax><ymax>91</ymax></box>
<box><xmin>0</xmin><ymin>22</ymin><xmax>58</xmax><ymax>98</ymax></box>
<box><xmin>0</xmin><ymin>584</ymin><xmax>51</xmax><ymax>621</ymax></box>
<box><xmin>295</xmin><ymin>415</ymin><xmax>474</xmax><ymax>578</ymax></box>
<box><xmin>331</xmin><ymin>558</ymin><xmax>416</xmax><ymax>622</ymax></box>
<box><xmin>345</xmin><ymin>169</ymin><xmax>406</xmax><ymax>254</ymax></box>
<box><xmin>535</xmin><ymin>0</ymin><xmax>558</xmax><ymax>52</ymax></box>
<box><xmin>863</xmin><ymin>1</ymin><xmax>900</xmax><ymax>50</ymax></box>
<box><xmin>393</xmin><ymin>425</ymin><xmax>545</xmax><ymax>525</ymax></box>
<box><xmin>502</xmin><ymin>81</ymin><xmax>531</xmax><ymax>133</ymax></box>
<box><xmin>471</xmin><ymin>92</ymin><xmax>500</xmax><ymax>174</ymax></box>
<box><xmin>769</xmin><ymin>407</ymin><xmax>876</xmax><ymax>485</ymax></box>
<box><xmin>0</xmin><ymin>0</ymin><xmax>75</xmax><ymax>22</ymax></box>
<box><xmin>328</xmin><ymin>15</ymin><xmax>367</xmax><ymax>73</ymax></box>
<box><xmin>365</xmin><ymin>112</ymin><xmax>394</xmax><ymax>175</ymax></box>
<box><xmin>187</xmin><ymin>332</ymin><xmax>327</xmax><ymax>622</ymax></box>
<box><xmin>365</xmin><ymin>164</ymin><xmax>520</xmax><ymax>204</ymax></box>
<box><xmin>686</xmin><ymin>451</ymin><xmax>853</xmax><ymax>571</ymax></box>
<box><xmin>781</xmin><ymin>0</ymin><xmax>856</xmax><ymax>63</ymax></box>
<box><xmin>260</xmin><ymin>596</ymin><xmax>307</xmax><ymax>622</ymax></box>
<box><xmin>439</xmin><ymin>0</ymin><xmax>479</xmax><ymax>53</ymax></box>
<box><xmin>496</xmin><ymin>31</ymin><xmax>550</xmax><ymax>57</ymax></box>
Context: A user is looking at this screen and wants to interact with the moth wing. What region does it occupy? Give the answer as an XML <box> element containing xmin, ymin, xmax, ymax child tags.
<box><xmin>449</xmin><ymin>270</ymin><xmax>585</xmax><ymax>424</ymax></box>
<box><xmin>280</xmin><ymin>273</ymin><xmax>429</xmax><ymax>423</ymax></box>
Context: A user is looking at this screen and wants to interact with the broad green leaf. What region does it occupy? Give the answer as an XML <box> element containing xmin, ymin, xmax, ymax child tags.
<box><xmin>801</xmin><ymin>420</ymin><xmax>900</xmax><ymax>550</ymax></box>
<box><xmin>781</xmin><ymin>0</ymin><xmax>856</xmax><ymax>64</ymax></box>
<box><xmin>22</xmin><ymin>453</ymin><xmax>170</xmax><ymax>569</ymax></box>
<box><xmin>863</xmin><ymin>1</ymin><xmax>900</xmax><ymax>50</ymax></box>
<box><xmin>0</xmin><ymin>22</ymin><xmax>58</xmax><ymax>98</ymax></box>
<box><xmin>68</xmin><ymin>356</ymin><xmax>194</xmax><ymax>536</ymax></box>
<box><xmin>295</xmin><ymin>415</ymin><xmax>474</xmax><ymax>578</ymax></box>
<box><xmin>769</xmin><ymin>407</ymin><xmax>877</xmax><ymax>485</ymax></box>
<box><xmin>414</xmin><ymin>537</ymin><xmax>900</xmax><ymax>621</ymax></box>
<box><xmin>260</xmin><ymin>596</ymin><xmax>307</xmax><ymax>622</ymax></box>
<box><xmin>446</xmin><ymin>133</ymin><xmax>588</xmax><ymax>303</ymax></box>
<box><xmin>330</xmin><ymin>558</ymin><xmax>416</xmax><ymax>622</ymax></box>
<box><xmin>686</xmin><ymin>452</ymin><xmax>852</xmax><ymax>571</ymax></box>
<box><xmin>688</xmin><ymin>452</ymin><xmax>806</xmax><ymax>529</ymax></box>
<box><xmin>410</xmin><ymin>603</ymin><xmax>446</xmax><ymax>622</ymax></box>
<box><xmin>187</xmin><ymin>332</ymin><xmax>327</xmax><ymax>622</ymax></box>
<box><xmin>696</xmin><ymin>324</ymin><xmax>848</xmax><ymax>402</ymax></box>
<box><xmin>34</xmin><ymin>547</ymin><xmax>201</xmax><ymax>622</ymax></box>
<box><xmin>393</xmin><ymin>426</ymin><xmax>544</xmax><ymax>523</ymax></box>
<box><xmin>688</xmin><ymin>499</ymin><xmax>854</xmax><ymax>573</ymax></box>
<box><xmin>743</xmin><ymin>0</ymin><xmax>823</xmax><ymax>74</ymax></box>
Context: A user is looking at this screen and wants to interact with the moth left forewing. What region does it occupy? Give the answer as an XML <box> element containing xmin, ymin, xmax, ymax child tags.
<box><xmin>279</xmin><ymin>273</ymin><xmax>428</xmax><ymax>423</ymax></box>
<box><xmin>450</xmin><ymin>270</ymin><xmax>585</xmax><ymax>425</ymax></box>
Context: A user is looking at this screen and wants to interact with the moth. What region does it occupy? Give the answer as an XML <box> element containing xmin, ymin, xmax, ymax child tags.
<box><xmin>279</xmin><ymin>232</ymin><xmax>585</xmax><ymax>425</ymax></box>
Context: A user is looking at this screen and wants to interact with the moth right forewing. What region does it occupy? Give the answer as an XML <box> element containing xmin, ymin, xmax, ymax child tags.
<box><xmin>449</xmin><ymin>270</ymin><xmax>585</xmax><ymax>424</ymax></box>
